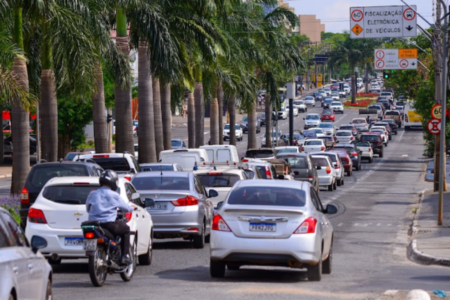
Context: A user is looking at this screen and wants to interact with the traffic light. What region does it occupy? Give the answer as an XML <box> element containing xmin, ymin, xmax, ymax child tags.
<box><xmin>106</xmin><ymin>114</ymin><xmax>112</xmax><ymax>123</ymax></box>
<box><xmin>383</xmin><ymin>71</ymin><xmax>390</xmax><ymax>79</ymax></box>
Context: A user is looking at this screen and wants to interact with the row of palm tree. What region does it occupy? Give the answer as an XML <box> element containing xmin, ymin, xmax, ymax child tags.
<box><xmin>1</xmin><ymin>0</ymin><xmax>305</xmax><ymax>195</ymax></box>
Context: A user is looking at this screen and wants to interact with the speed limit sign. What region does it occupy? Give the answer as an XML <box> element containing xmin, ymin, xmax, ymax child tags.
<box><xmin>431</xmin><ymin>104</ymin><xmax>446</xmax><ymax>120</ymax></box>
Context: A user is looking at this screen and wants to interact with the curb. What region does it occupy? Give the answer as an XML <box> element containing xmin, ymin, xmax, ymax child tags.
<box><xmin>0</xmin><ymin>174</ymin><xmax>12</xmax><ymax>179</ymax></box>
<box><xmin>408</xmin><ymin>239</ymin><xmax>450</xmax><ymax>267</ymax></box>
<box><xmin>405</xmin><ymin>290</ymin><xmax>431</xmax><ymax>300</ymax></box>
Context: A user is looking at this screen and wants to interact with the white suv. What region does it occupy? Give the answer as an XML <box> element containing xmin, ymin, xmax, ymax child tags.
<box><xmin>223</xmin><ymin>124</ymin><xmax>243</xmax><ymax>142</ymax></box>
<box><xmin>75</xmin><ymin>153</ymin><xmax>141</xmax><ymax>180</ymax></box>
<box><xmin>311</xmin><ymin>155</ymin><xmax>336</xmax><ymax>191</ymax></box>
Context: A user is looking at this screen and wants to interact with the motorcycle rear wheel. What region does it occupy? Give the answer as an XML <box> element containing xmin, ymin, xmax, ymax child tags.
<box><xmin>120</xmin><ymin>240</ymin><xmax>137</xmax><ymax>282</ymax></box>
<box><xmin>88</xmin><ymin>245</ymin><xmax>107</xmax><ymax>287</ymax></box>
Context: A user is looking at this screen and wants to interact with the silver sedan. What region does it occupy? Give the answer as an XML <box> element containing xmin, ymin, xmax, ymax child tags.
<box><xmin>209</xmin><ymin>180</ymin><xmax>337</xmax><ymax>281</ymax></box>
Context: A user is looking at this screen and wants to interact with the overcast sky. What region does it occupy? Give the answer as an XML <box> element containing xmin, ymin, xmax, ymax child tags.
<box><xmin>284</xmin><ymin>0</ymin><xmax>436</xmax><ymax>33</ymax></box>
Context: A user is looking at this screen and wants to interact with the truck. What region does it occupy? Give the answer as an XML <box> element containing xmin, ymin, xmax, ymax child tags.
<box><xmin>403</xmin><ymin>101</ymin><xmax>423</xmax><ymax>130</ymax></box>
<box><xmin>383</xmin><ymin>110</ymin><xmax>402</xmax><ymax>128</ymax></box>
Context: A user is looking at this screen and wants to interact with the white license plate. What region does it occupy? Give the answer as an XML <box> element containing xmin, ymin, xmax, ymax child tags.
<box><xmin>147</xmin><ymin>203</ymin><xmax>168</xmax><ymax>210</ymax></box>
<box><xmin>249</xmin><ymin>223</ymin><xmax>276</xmax><ymax>232</ymax></box>
<box><xmin>83</xmin><ymin>239</ymin><xmax>97</xmax><ymax>251</ymax></box>
<box><xmin>64</xmin><ymin>237</ymin><xmax>84</xmax><ymax>246</ymax></box>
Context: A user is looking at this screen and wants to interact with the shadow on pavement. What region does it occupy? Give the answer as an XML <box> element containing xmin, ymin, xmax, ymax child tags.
<box><xmin>51</xmin><ymin>261</ymin><xmax>89</xmax><ymax>274</ymax></box>
<box><xmin>153</xmin><ymin>240</ymin><xmax>196</xmax><ymax>250</ymax></box>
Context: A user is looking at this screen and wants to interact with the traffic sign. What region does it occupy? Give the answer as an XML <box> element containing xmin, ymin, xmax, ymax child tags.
<box><xmin>374</xmin><ymin>49</ymin><xmax>417</xmax><ymax>70</ymax></box>
<box><xmin>398</xmin><ymin>49</ymin><xmax>418</xmax><ymax>59</ymax></box>
<box><xmin>350</xmin><ymin>6</ymin><xmax>417</xmax><ymax>39</ymax></box>
<box><xmin>427</xmin><ymin>119</ymin><xmax>441</xmax><ymax>135</ymax></box>
<box><xmin>431</xmin><ymin>104</ymin><xmax>445</xmax><ymax>120</ymax></box>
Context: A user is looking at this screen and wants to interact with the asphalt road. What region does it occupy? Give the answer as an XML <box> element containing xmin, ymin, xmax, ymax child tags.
<box><xmin>44</xmin><ymin>112</ymin><xmax>450</xmax><ymax>299</ymax></box>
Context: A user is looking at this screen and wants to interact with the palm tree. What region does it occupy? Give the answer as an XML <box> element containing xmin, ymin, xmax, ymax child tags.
<box><xmin>217</xmin><ymin>81</ymin><xmax>224</xmax><ymax>144</ymax></box>
<box><xmin>187</xmin><ymin>90</ymin><xmax>195</xmax><ymax>147</ymax></box>
<box><xmin>210</xmin><ymin>87</ymin><xmax>219</xmax><ymax>145</ymax></box>
<box><xmin>160</xmin><ymin>83</ymin><xmax>171</xmax><ymax>150</ymax></box>
<box><xmin>227</xmin><ymin>95</ymin><xmax>236</xmax><ymax>145</ymax></box>
<box><xmin>194</xmin><ymin>81</ymin><xmax>204</xmax><ymax>147</ymax></box>
<box><xmin>152</xmin><ymin>77</ymin><xmax>164</xmax><ymax>155</ymax></box>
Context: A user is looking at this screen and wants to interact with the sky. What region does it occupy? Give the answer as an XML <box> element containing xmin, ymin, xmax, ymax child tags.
<box><xmin>284</xmin><ymin>0</ymin><xmax>436</xmax><ymax>33</ymax></box>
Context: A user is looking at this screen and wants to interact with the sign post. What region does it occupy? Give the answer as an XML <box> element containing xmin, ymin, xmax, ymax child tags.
<box><xmin>350</xmin><ymin>6</ymin><xmax>417</xmax><ymax>39</ymax></box>
<box><xmin>374</xmin><ymin>49</ymin><xmax>417</xmax><ymax>70</ymax></box>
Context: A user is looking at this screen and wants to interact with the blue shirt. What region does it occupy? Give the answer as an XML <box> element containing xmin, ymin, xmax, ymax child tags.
<box><xmin>86</xmin><ymin>187</ymin><xmax>133</xmax><ymax>223</ymax></box>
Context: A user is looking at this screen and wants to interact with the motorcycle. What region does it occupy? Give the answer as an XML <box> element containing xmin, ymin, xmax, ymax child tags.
<box><xmin>81</xmin><ymin>217</ymin><xmax>136</xmax><ymax>287</ymax></box>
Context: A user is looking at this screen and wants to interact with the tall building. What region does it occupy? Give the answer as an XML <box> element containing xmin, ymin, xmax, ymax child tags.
<box><xmin>298</xmin><ymin>15</ymin><xmax>326</xmax><ymax>43</ymax></box>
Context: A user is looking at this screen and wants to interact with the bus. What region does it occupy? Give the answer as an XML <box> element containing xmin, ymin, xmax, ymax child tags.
<box><xmin>403</xmin><ymin>101</ymin><xmax>423</xmax><ymax>130</ymax></box>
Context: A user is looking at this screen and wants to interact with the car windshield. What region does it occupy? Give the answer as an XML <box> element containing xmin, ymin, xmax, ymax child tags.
<box><xmin>276</xmin><ymin>148</ymin><xmax>298</xmax><ymax>154</ymax></box>
<box><xmin>197</xmin><ymin>174</ymin><xmax>241</xmax><ymax>188</ymax></box>
<box><xmin>131</xmin><ymin>176</ymin><xmax>190</xmax><ymax>190</ymax></box>
<box><xmin>305</xmin><ymin>140</ymin><xmax>322</xmax><ymax>146</ymax></box>
<box><xmin>306</xmin><ymin>115</ymin><xmax>319</xmax><ymax>120</ymax></box>
<box><xmin>270</xmin><ymin>132</ymin><xmax>282</xmax><ymax>137</ymax></box>
<box><xmin>29</xmin><ymin>165</ymin><xmax>90</xmax><ymax>188</ymax></box>
<box><xmin>294</xmin><ymin>101</ymin><xmax>304</xmax><ymax>105</ymax></box>
<box><xmin>141</xmin><ymin>165</ymin><xmax>174</xmax><ymax>172</ymax></box>
<box><xmin>355</xmin><ymin>142</ymin><xmax>370</xmax><ymax>147</ymax></box>
<box><xmin>336</xmin><ymin>131</ymin><xmax>351</xmax><ymax>136</ymax></box>
<box><xmin>312</xmin><ymin>156</ymin><xmax>329</xmax><ymax>167</ymax></box>
<box><xmin>331</xmin><ymin>102</ymin><xmax>341</xmax><ymax>106</ymax></box>
<box><xmin>245</xmin><ymin>149</ymin><xmax>274</xmax><ymax>158</ymax></box>
<box><xmin>305</xmin><ymin>97</ymin><xmax>314</xmax><ymax>100</ymax></box>
<box><xmin>42</xmin><ymin>185</ymin><xmax>101</xmax><ymax>204</ymax></box>
<box><xmin>319</xmin><ymin>123</ymin><xmax>332</xmax><ymax>128</ymax></box>
<box><xmin>171</xmin><ymin>140</ymin><xmax>182</xmax><ymax>147</ymax></box>
<box><xmin>303</xmin><ymin>131</ymin><xmax>316</xmax><ymax>138</ymax></box>
<box><xmin>227</xmin><ymin>186</ymin><xmax>306</xmax><ymax>207</ymax></box>
<box><xmin>64</xmin><ymin>153</ymin><xmax>78</xmax><ymax>160</ymax></box>
<box><xmin>368</xmin><ymin>106</ymin><xmax>379</xmax><ymax>109</ymax></box>
<box><xmin>224</xmin><ymin>124</ymin><xmax>240</xmax><ymax>130</ymax></box>
<box><xmin>133</xmin><ymin>121</ymin><xmax>138</xmax><ymax>126</ymax></box>
<box><xmin>361</xmin><ymin>135</ymin><xmax>380</xmax><ymax>142</ymax></box>
<box><xmin>311</xmin><ymin>129</ymin><xmax>323</xmax><ymax>134</ymax></box>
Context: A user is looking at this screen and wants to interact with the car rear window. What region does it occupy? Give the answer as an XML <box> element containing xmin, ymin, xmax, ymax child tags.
<box><xmin>197</xmin><ymin>174</ymin><xmax>241</xmax><ymax>188</ymax></box>
<box><xmin>352</xmin><ymin>119</ymin><xmax>365</xmax><ymax>124</ymax></box>
<box><xmin>283</xmin><ymin>156</ymin><xmax>307</xmax><ymax>168</ymax></box>
<box><xmin>336</xmin><ymin>131</ymin><xmax>351</xmax><ymax>136</ymax></box>
<box><xmin>312</xmin><ymin>157</ymin><xmax>329</xmax><ymax>167</ymax></box>
<box><xmin>385</xmin><ymin>111</ymin><xmax>400</xmax><ymax>115</ymax></box>
<box><xmin>28</xmin><ymin>165</ymin><xmax>90</xmax><ymax>188</ymax></box>
<box><xmin>131</xmin><ymin>176</ymin><xmax>190</xmax><ymax>190</ymax></box>
<box><xmin>355</xmin><ymin>142</ymin><xmax>370</xmax><ymax>147</ymax></box>
<box><xmin>340</xmin><ymin>126</ymin><xmax>354</xmax><ymax>130</ymax></box>
<box><xmin>361</xmin><ymin>135</ymin><xmax>380</xmax><ymax>142</ymax></box>
<box><xmin>91</xmin><ymin>157</ymin><xmax>131</xmax><ymax>172</ymax></box>
<box><xmin>245</xmin><ymin>150</ymin><xmax>274</xmax><ymax>158</ymax></box>
<box><xmin>305</xmin><ymin>140</ymin><xmax>322</xmax><ymax>146</ymax></box>
<box><xmin>276</xmin><ymin>148</ymin><xmax>297</xmax><ymax>155</ymax></box>
<box><xmin>42</xmin><ymin>185</ymin><xmax>100</xmax><ymax>204</ymax></box>
<box><xmin>227</xmin><ymin>186</ymin><xmax>306</xmax><ymax>207</ymax></box>
<box><xmin>141</xmin><ymin>165</ymin><xmax>174</xmax><ymax>172</ymax></box>
<box><xmin>255</xmin><ymin>166</ymin><xmax>270</xmax><ymax>179</ymax></box>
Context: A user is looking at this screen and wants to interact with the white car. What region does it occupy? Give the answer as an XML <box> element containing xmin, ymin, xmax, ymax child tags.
<box><xmin>304</xmin><ymin>96</ymin><xmax>316</xmax><ymax>106</ymax></box>
<box><xmin>261</xmin><ymin>130</ymin><xmax>282</xmax><ymax>146</ymax></box>
<box><xmin>209</xmin><ymin>180</ymin><xmax>337</xmax><ymax>281</ymax></box>
<box><xmin>330</xmin><ymin>101</ymin><xmax>344</xmax><ymax>114</ymax></box>
<box><xmin>303</xmin><ymin>113</ymin><xmax>321</xmax><ymax>129</ymax></box>
<box><xmin>311</xmin><ymin>151</ymin><xmax>345</xmax><ymax>187</ymax></box>
<box><xmin>275</xmin><ymin>146</ymin><xmax>300</xmax><ymax>156</ymax></box>
<box><xmin>0</xmin><ymin>208</ymin><xmax>53</xmax><ymax>300</ymax></box>
<box><xmin>353</xmin><ymin>141</ymin><xmax>373</xmax><ymax>163</ymax></box>
<box><xmin>343</xmin><ymin>84</ymin><xmax>350</xmax><ymax>94</ymax></box>
<box><xmin>293</xmin><ymin>100</ymin><xmax>307</xmax><ymax>112</ymax></box>
<box><xmin>335</xmin><ymin>130</ymin><xmax>355</xmax><ymax>143</ymax></box>
<box><xmin>311</xmin><ymin>155</ymin><xmax>337</xmax><ymax>191</ymax></box>
<box><xmin>308</xmin><ymin>127</ymin><xmax>326</xmax><ymax>138</ymax></box>
<box><xmin>134</xmin><ymin>143</ymin><xmax>139</xmax><ymax>158</ymax></box>
<box><xmin>318</xmin><ymin>90</ymin><xmax>327</xmax><ymax>98</ymax></box>
<box><xmin>330</xmin><ymin>91</ymin><xmax>340</xmax><ymax>101</ymax></box>
<box><xmin>323</xmin><ymin>87</ymin><xmax>331</xmax><ymax>95</ymax></box>
<box><xmin>25</xmin><ymin>177</ymin><xmax>154</xmax><ymax>264</ymax></box>
<box><xmin>301</xmin><ymin>139</ymin><xmax>325</xmax><ymax>154</ymax></box>
<box><xmin>285</xmin><ymin>105</ymin><xmax>299</xmax><ymax>117</ymax></box>
<box><xmin>277</xmin><ymin>108</ymin><xmax>288</xmax><ymax>120</ymax></box>
<box><xmin>318</xmin><ymin>123</ymin><xmax>336</xmax><ymax>136</ymax></box>
<box><xmin>75</xmin><ymin>153</ymin><xmax>141</xmax><ymax>180</ymax></box>
<box><xmin>223</xmin><ymin>124</ymin><xmax>243</xmax><ymax>142</ymax></box>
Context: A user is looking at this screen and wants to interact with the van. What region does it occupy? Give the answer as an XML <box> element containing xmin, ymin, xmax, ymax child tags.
<box><xmin>159</xmin><ymin>149</ymin><xmax>210</xmax><ymax>170</ymax></box>
<box><xmin>199</xmin><ymin>145</ymin><xmax>239</xmax><ymax>163</ymax></box>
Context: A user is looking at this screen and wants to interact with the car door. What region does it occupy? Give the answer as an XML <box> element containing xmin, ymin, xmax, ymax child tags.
<box><xmin>126</xmin><ymin>183</ymin><xmax>150</xmax><ymax>254</ymax></box>
<box><xmin>309</xmin><ymin>188</ymin><xmax>331</xmax><ymax>257</ymax></box>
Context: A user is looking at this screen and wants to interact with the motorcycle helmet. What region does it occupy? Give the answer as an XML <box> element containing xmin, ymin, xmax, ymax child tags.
<box><xmin>99</xmin><ymin>169</ymin><xmax>119</xmax><ymax>191</ymax></box>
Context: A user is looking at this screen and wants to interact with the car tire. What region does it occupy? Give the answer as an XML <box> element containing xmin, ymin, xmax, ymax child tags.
<box><xmin>227</xmin><ymin>264</ymin><xmax>240</xmax><ymax>271</ymax></box>
<box><xmin>337</xmin><ymin>177</ymin><xmax>342</xmax><ymax>186</ymax></box>
<box><xmin>138</xmin><ymin>232</ymin><xmax>153</xmax><ymax>265</ymax></box>
<box><xmin>333</xmin><ymin>180</ymin><xmax>337</xmax><ymax>190</ymax></box>
<box><xmin>322</xmin><ymin>245</ymin><xmax>332</xmax><ymax>275</ymax></box>
<box><xmin>379</xmin><ymin>151</ymin><xmax>383</xmax><ymax>158</ymax></box>
<box><xmin>45</xmin><ymin>277</ymin><xmax>53</xmax><ymax>300</ymax></box>
<box><xmin>388</xmin><ymin>135</ymin><xmax>392</xmax><ymax>140</ymax></box>
<box><xmin>328</xmin><ymin>184</ymin><xmax>333</xmax><ymax>191</ymax></box>
<box><xmin>307</xmin><ymin>255</ymin><xmax>322</xmax><ymax>281</ymax></box>
<box><xmin>193</xmin><ymin>223</ymin><xmax>205</xmax><ymax>249</ymax></box>
<box><xmin>210</xmin><ymin>259</ymin><xmax>226</xmax><ymax>278</ymax></box>
<box><xmin>205</xmin><ymin>233</ymin><xmax>211</xmax><ymax>243</ymax></box>
<box><xmin>385</xmin><ymin>143</ymin><xmax>388</xmax><ymax>147</ymax></box>
<box><xmin>369</xmin><ymin>157</ymin><xmax>373</xmax><ymax>163</ymax></box>
<box><xmin>341</xmin><ymin>177</ymin><xmax>344</xmax><ymax>186</ymax></box>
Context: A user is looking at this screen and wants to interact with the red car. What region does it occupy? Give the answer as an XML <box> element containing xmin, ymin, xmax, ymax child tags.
<box><xmin>320</xmin><ymin>109</ymin><xmax>335</xmax><ymax>122</ymax></box>
<box><xmin>328</xmin><ymin>149</ymin><xmax>353</xmax><ymax>176</ymax></box>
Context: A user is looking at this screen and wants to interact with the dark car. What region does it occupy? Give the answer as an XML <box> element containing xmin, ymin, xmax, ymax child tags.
<box><xmin>378</xmin><ymin>99</ymin><xmax>390</xmax><ymax>110</ymax></box>
<box><xmin>4</xmin><ymin>136</ymin><xmax>37</xmax><ymax>155</ymax></box>
<box><xmin>333</xmin><ymin>143</ymin><xmax>362</xmax><ymax>171</ymax></box>
<box><xmin>328</xmin><ymin>149</ymin><xmax>353</xmax><ymax>176</ymax></box>
<box><xmin>322</xmin><ymin>97</ymin><xmax>334</xmax><ymax>108</ymax></box>
<box><xmin>19</xmin><ymin>161</ymin><xmax>104</xmax><ymax>228</ymax></box>
<box><xmin>360</xmin><ymin>133</ymin><xmax>384</xmax><ymax>158</ymax></box>
<box><xmin>277</xmin><ymin>153</ymin><xmax>319</xmax><ymax>192</ymax></box>
<box><xmin>302</xmin><ymin>130</ymin><xmax>318</xmax><ymax>139</ymax></box>
<box><xmin>382</xmin><ymin>119</ymin><xmax>398</xmax><ymax>135</ymax></box>
<box><xmin>320</xmin><ymin>109</ymin><xmax>335</xmax><ymax>122</ymax></box>
<box><xmin>260</xmin><ymin>112</ymin><xmax>278</xmax><ymax>126</ymax></box>
<box><xmin>313</xmin><ymin>92</ymin><xmax>323</xmax><ymax>101</ymax></box>
<box><xmin>240</xmin><ymin>115</ymin><xmax>261</xmax><ymax>134</ymax></box>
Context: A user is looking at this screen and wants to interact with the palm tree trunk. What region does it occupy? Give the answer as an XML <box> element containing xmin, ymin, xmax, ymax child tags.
<box><xmin>194</xmin><ymin>82</ymin><xmax>204</xmax><ymax>147</ymax></box>
<box><xmin>188</xmin><ymin>91</ymin><xmax>195</xmax><ymax>147</ymax></box>
<box><xmin>40</xmin><ymin>39</ymin><xmax>58</xmax><ymax>161</ymax></box>
<box><xmin>217</xmin><ymin>81</ymin><xmax>224</xmax><ymax>144</ymax></box>
<box><xmin>210</xmin><ymin>87</ymin><xmax>219</xmax><ymax>145</ymax></box>
<box><xmin>228</xmin><ymin>95</ymin><xmax>236</xmax><ymax>146</ymax></box>
<box><xmin>247</xmin><ymin>100</ymin><xmax>257</xmax><ymax>149</ymax></box>
<box><xmin>152</xmin><ymin>77</ymin><xmax>164</xmax><ymax>155</ymax></box>
<box><xmin>114</xmin><ymin>9</ymin><xmax>134</xmax><ymax>154</ymax></box>
<box><xmin>92</xmin><ymin>61</ymin><xmax>109</xmax><ymax>153</ymax></box>
<box><xmin>138</xmin><ymin>42</ymin><xmax>157</xmax><ymax>162</ymax></box>
<box><xmin>160</xmin><ymin>83</ymin><xmax>172</xmax><ymax>150</ymax></box>
<box><xmin>364</xmin><ymin>66</ymin><xmax>369</xmax><ymax>94</ymax></box>
<box><xmin>265</xmin><ymin>93</ymin><xmax>272</xmax><ymax>147</ymax></box>
<box><xmin>0</xmin><ymin>105</ymin><xmax>3</xmax><ymax>164</ymax></box>
<box><xmin>11</xmin><ymin>7</ymin><xmax>30</xmax><ymax>195</ymax></box>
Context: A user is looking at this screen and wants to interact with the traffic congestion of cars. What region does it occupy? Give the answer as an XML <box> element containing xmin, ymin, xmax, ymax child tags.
<box><xmin>1</xmin><ymin>77</ymin><xmax>408</xmax><ymax>298</ymax></box>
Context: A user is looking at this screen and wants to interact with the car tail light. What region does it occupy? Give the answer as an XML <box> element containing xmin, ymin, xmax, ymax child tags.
<box><xmin>84</xmin><ymin>232</ymin><xmax>95</xmax><ymax>239</ymax></box>
<box><xmin>242</xmin><ymin>158</ymin><xmax>248</xmax><ymax>162</ymax></box>
<box><xmin>293</xmin><ymin>217</ymin><xmax>317</xmax><ymax>234</ymax></box>
<box><xmin>21</xmin><ymin>187</ymin><xmax>29</xmax><ymax>205</ymax></box>
<box><xmin>321</xmin><ymin>146</ymin><xmax>325</xmax><ymax>151</ymax></box>
<box><xmin>124</xmin><ymin>212</ymin><xmax>133</xmax><ymax>222</ymax></box>
<box><xmin>335</xmin><ymin>162</ymin><xmax>340</xmax><ymax>169</ymax></box>
<box><xmin>351</xmin><ymin>152</ymin><xmax>358</xmax><ymax>156</ymax></box>
<box><xmin>325</xmin><ymin>166</ymin><xmax>331</xmax><ymax>174</ymax></box>
<box><xmin>74</xmin><ymin>182</ymin><xmax>90</xmax><ymax>185</ymax></box>
<box><xmin>208</xmin><ymin>172</ymin><xmax>223</xmax><ymax>175</ymax></box>
<box><xmin>301</xmin><ymin>147</ymin><xmax>305</xmax><ymax>151</ymax></box>
<box><xmin>94</xmin><ymin>155</ymin><xmax>109</xmax><ymax>158</ymax></box>
<box><xmin>308</xmin><ymin>176</ymin><xmax>313</xmax><ymax>181</ymax></box>
<box><xmin>369</xmin><ymin>148</ymin><xmax>372</xmax><ymax>152</ymax></box>
<box><xmin>350</xmin><ymin>136</ymin><xmax>354</xmax><ymax>140</ymax></box>
<box><xmin>212</xmin><ymin>215</ymin><xmax>231</xmax><ymax>232</ymax></box>
<box><xmin>385</xmin><ymin>131</ymin><xmax>388</xmax><ymax>135</ymax></box>
<box><xmin>28</xmin><ymin>208</ymin><xmax>47</xmax><ymax>224</ymax></box>
<box><xmin>124</xmin><ymin>175</ymin><xmax>131</xmax><ymax>181</ymax></box>
<box><xmin>265</xmin><ymin>166</ymin><xmax>272</xmax><ymax>179</ymax></box>
<box><xmin>171</xmin><ymin>195</ymin><xmax>199</xmax><ymax>206</ymax></box>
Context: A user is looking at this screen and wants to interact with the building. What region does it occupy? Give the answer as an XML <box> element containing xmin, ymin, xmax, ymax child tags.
<box><xmin>298</xmin><ymin>15</ymin><xmax>326</xmax><ymax>43</ymax></box>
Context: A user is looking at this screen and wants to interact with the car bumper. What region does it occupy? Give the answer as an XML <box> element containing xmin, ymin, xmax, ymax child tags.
<box><xmin>210</xmin><ymin>231</ymin><xmax>321</xmax><ymax>265</ymax></box>
<box><xmin>318</xmin><ymin>175</ymin><xmax>333</xmax><ymax>186</ymax></box>
<box><xmin>150</xmin><ymin>208</ymin><xmax>203</xmax><ymax>238</ymax></box>
<box><xmin>360</xmin><ymin>151</ymin><xmax>373</xmax><ymax>158</ymax></box>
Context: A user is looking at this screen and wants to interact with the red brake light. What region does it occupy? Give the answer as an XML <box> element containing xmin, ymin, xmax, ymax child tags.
<box><xmin>308</xmin><ymin>176</ymin><xmax>313</xmax><ymax>181</ymax></box>
<box><xmin>242</xmin><ymin>159</ymin><xmax>248</xmax><ymax>162</ymax></box>
<box><xmin>301</xmin><ymin>147</ymin><xmax>305</xmax><ymax>151</ymax></box>
<box><xmin>293</xmin><ymin>217</ymin><xmax>317</xmax><ymax>234</ymax></box>
<box><xmin>335</xmin><ymin>162</ymin><xmax>340</xmax><ymax>169</ymax></box>
<box><xmin>265</xmin><ymin>166</ymin><xmax>272</xmax><ymax>179</ymax></box>
<box><xmin>171</xmin><ymin>195</ymin><xmax>199</xmax><ymax>206</ymax></box>
<box><xmin>208</xmin><ymin>172</ymin><xmax>222</xmax><ymax>175</ymax></box>
<box><xmin>212</xmin><ymin>214</ymin><xmax>232</xmax><ymax>232</ymax></box>
<box><xmin>351</xmin><ymin>152</ymin><xmax>358</xmax><ymax>156</ymax></box>
<box><xmin>74</xmin><ymin>182</ymin><xmax>90</xmax><ymax>185</ymax></box>
<box><xmin>94</xmin><ymin>155</ymin><xmax>109</xmax><ymax>158</ymax></box>
<box><xmin>21</xmin><ymin>187</ymin><xmax>29</xmax><ymax>205</ymax></box>
<box><xmin>28</xmin><ymin>208</ymin><xmax>47</xmax><ymax>224</ymax></box>
<box><xmin>350</xmin><ymin>136</ymin><xmax>354</xmax><ymax>140</ymax></box>
<box><xmin>84</xmin><ymin>232</ymin><xmax>95</xmax><ymax>239</ymax></box>
<box><xmin>369</xmin><ymin>148</ymin><xmax>372</xmax><ymax>152</ymax></box>
<box><xmin>124</xmin><ymin>212</ymin><xmax>133</xmax><ymax>222</ymax></box>
<box><xmin>321</xmin><ymin>146</ymin><xmax>325</xmax><ymax>151</ymax></box>
<box><xmin>124</xmin><ymin>175</ymin><xmax>131</xmax><ymax>181</ymax></box>
<box><xmin>326</xmin><ymin>166</ymin><xmax>331</xmax><ymax>174</ymax></box>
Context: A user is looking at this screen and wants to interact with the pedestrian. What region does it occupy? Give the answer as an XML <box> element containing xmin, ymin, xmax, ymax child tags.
<box><xmin>366</xmin><ymin>115</ymin><xmax>370</xmax><ymax>124</ymax></box>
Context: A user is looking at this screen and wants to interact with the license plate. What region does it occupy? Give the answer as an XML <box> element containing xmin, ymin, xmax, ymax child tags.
<box><xmin>249</xmin><ymin>223</ymin><xmax>276</xmax><ymax>232</ymax></box>
<box><xmin>147</xmin><ymin>203</ymin><xmax>168</xmax><ymax>210</ymax></box>
<box><xmin>83</xmin><ymin>239</ymin><xmax>97</xmax><ymax>251</ymax></box>
<box><xmin>64</xmin><ymin>237</ymin><xmax>84</xmax><ymax>246</ymax></box>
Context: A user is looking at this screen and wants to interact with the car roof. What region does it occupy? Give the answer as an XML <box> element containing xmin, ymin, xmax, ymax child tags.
<box><xmin>304</xmin><ymin>139</ymin><xmax>323</xmax><ymax>142</ymax></box>
<box><xmin>32</xmin><ymin>161</ymin><xmax>99</xmax><ymax>168</ymax></box>
<box><xmin>140</xmin><ymin>163</ymin><xmax>177</xmax><ymax>167</ymax></box>
<box><xmin>275</xmin><ymin>146</ymin><xmax>298</xmax><ymax>150</ymax></box>
<box><xmin>306</xmin><ymin>113</ymin><xmax>319</xmax><ymax>116</ymax></box>
<box><xmin>277</xmin><ymin>153</ymin><xmax>309</xmax><ymax>158</ymax></box>
<box><xmin>133</xmin><ymin>171</ymin><xmax>191</xmax><ymax>178</ymax></box>
<box><xmin>336</xmin><ymin>130</ymin><xmax>352</xmax><ymax>133</ymax></box>
<box><xmin>334</xmin><ymin>143</ymin><xmax>354</xmax><ymax>147</ymax></box>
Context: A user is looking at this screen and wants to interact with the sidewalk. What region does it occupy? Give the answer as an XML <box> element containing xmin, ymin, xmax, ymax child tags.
<box><xmin>408</xmin><ymin>189</ymin><xmax>450</xmax><ymax>267</ymax></box>
<box><xmin>0</xmin><ymin>165</ymin><xmax>12</xmax><ymax>179</ymax></box>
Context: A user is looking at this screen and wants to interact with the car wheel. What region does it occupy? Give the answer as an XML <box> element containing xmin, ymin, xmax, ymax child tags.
<box><xmin>227</xmin><ymin>264</ymin><xmax>240</xmax><ymax>271</ymax></box>
<box><xmin>385</xmin><ymin>143</ymin><xmax>388</xmax><ymax>147</ymax></box>
<box><xmin>193</xmin><ymin>223</ymin><xmax>205</xmax><ymax>249</ymax></box>
<box><xmin>379</xmin><ymin>151</ymin><xmax>383</xmax><ymax>158</ymax></box>
<box><xmin>205</xmin><ymin>232</ymin><xmax>211</xmax><ymax>243</ymax></box>
<box><xmin>307</xmin><ymin>255</ymin><xmax>322</xmax><ymax>281</ymax></box>
<box><xmin>322</xmin><ymin>244</ymin><xmax>332</xmax><ymax>274</ymax></box>
<box><xmin>333</xmin><ymin>180</ymin><xmax>337</xmax><ymax>190</ymax></box>
<box><xmin>337</xmin><ymin>177</ymin><xmax>342</xmax><ymax>186</ymax></box>
<box><xmin>341</xmin><ymin>177</ymin><xmax>344</xmax><ymax>186</ymax></box>
<box><xmin>369</xmin><ymin>157</ymin><xmax>373</xmax><ymax>163</ymax></box>
<box><xmin>45</xmin><ymin>277</ymin><xmax>53</xmax><ymax>300</ymax></box>
<box><xmin>389</xmin><ymin>135</ymin><xmax>392</xmax><ymax>140</ymax></box>
<box><xmin>138</xmin><ymin>231</ymin><xmax>153</xmax><ymax>265</ymax></box>
<box><xmin>210</xmin><ymin>259</ymin><xmax>226</xmax><ymax>278</ymax></box>
<box><xmin>328</xmin><ymin>184</ymin><xmax>333</xmax><ymax>191</ymax></box>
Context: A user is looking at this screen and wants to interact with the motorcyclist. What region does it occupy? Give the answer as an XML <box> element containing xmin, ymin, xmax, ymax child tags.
<box><xmin>85</xmin><ymin>170</ymin><xmax>136</xmax><ymax>265</ymax></box>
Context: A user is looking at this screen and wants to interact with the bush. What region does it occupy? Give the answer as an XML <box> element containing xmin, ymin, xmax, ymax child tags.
<box><xmin>87</xmin><ymin>140</ymin><xmax>94</xmax><ymax>146</ymax></box>
<box><xmin>0</xmin><ymin>195</ymin><xmax>21</xmax><ymax>224</ymax></box>
<box><xmin>343</xmin><ymin>99</ymin><xmax>374</xmax><ymax>107</ymax></box>
<box><xmin>356</xmin><ymin>93</ymin><xmax>379</xmax><ymax>97</ymax></box>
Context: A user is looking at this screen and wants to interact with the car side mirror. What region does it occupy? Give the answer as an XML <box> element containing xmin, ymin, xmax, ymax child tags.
<box><xmin>31</xmin><ymin>236</ymin><xmax>47</xmax><ymax>254</ymax></box>
<box><xmin>144</xmin><ymin>198</ymin><xmax>155</xmax><ymax>208</ymax></box>
<box><xmin>324</xmin><ymin>204</ymin><xmax>338</xmax><ymax>214</ymax></box>
<box><xmin>316</xmin><ymin>166</ymin><xmax>322</xmax><ymax>170</ymax></box>
<box><xmin>208</xmin><ymin>189</ymin><xmax>219</xmax><ymax>198</ymax></box>
<box><xmin>216</xmin><ymin>201</ymin><xmax>224</xmax><ymax>209</ymax></box>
